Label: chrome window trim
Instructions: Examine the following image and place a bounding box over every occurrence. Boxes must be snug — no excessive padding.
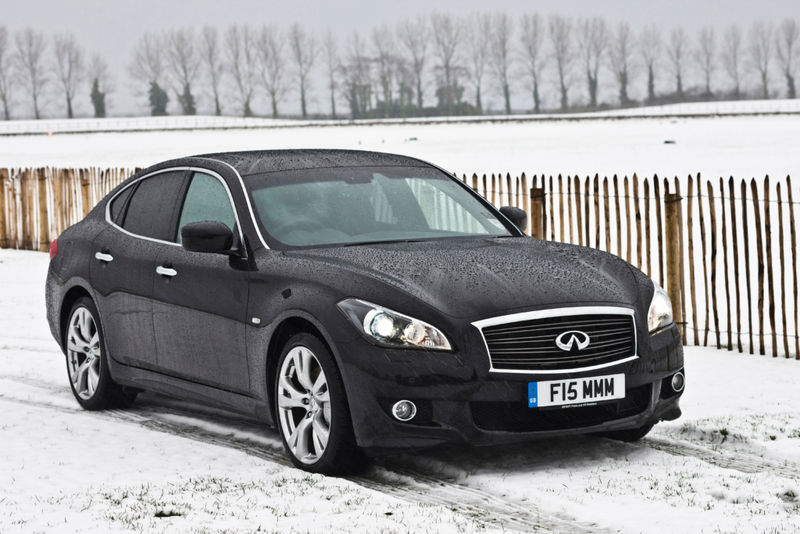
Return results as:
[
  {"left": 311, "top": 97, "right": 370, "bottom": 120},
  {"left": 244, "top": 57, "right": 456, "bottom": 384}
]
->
[
  {"left": 200, "top": 158, "right": 271, "bottom": 250},
  {"left": 104, "top": 166, "right": 247, "bottom": 255},
  {"left": 472, "top": 306, "right": 638, "bottom": 375}
]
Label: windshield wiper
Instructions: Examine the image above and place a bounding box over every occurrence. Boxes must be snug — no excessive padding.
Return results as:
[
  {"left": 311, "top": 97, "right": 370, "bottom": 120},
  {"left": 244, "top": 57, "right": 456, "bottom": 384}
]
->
[{"left": 342, "top": 239, "right": 425, "bottom": 247}]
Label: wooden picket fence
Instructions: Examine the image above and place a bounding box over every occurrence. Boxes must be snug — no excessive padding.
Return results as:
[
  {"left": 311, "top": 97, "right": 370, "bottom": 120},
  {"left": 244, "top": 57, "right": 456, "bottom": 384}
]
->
[{"left": 1, "top": 166, "right": 798, "bottom": 360}]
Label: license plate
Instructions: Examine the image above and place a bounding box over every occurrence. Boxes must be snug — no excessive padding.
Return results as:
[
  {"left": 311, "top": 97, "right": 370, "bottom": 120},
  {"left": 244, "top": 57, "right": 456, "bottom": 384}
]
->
[{"left": 528, "top": 374, "right": 625, "bottom": 408}]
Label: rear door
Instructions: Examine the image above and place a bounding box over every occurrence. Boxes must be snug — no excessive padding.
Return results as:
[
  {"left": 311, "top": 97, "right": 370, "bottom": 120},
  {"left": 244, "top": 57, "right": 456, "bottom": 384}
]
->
[
  {"left": 90, "top": 169, "right": 188, "bottom": 370},
  {"left": 151, "top": 170, "right": 252, "bottom": 394}
]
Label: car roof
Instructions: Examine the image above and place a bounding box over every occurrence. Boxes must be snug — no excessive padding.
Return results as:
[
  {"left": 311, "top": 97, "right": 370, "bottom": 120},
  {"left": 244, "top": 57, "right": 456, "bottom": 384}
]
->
[{"left": 194, "top": 149, "right": 433, "bottom": 177}]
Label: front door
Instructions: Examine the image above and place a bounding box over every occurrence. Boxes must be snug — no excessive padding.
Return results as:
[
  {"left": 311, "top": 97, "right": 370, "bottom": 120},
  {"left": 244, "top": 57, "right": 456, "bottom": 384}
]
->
[{"left": 151, "top": 170, "right": 251, "bottom": 394}]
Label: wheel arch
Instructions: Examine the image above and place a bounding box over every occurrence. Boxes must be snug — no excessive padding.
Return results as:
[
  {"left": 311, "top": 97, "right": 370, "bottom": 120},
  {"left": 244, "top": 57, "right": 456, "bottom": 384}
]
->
[
  {"left": 59, "top": 286, "right": 94, "bottom": 346},
  {"left": 265, "top": 316, "right": 336, "bottom": 422}
]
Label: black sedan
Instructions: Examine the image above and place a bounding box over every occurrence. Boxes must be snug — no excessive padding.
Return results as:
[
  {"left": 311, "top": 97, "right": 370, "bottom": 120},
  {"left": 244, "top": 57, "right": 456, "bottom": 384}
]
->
[{"left": 45, "top": 149, "right": 684, "bottom": 475}]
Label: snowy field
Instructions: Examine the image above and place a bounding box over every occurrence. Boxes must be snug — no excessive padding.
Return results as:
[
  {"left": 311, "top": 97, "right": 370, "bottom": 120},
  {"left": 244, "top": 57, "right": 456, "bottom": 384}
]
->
[
  {"left": 3, "top": 249, "right": 800, "bottom": 534},
  {"left": 0, "top": 110, "right": 799, "bottom": 182}
]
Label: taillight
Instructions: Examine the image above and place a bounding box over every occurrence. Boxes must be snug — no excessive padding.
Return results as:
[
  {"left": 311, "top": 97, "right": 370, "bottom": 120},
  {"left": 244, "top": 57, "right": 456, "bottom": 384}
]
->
[{"left": 49, "top": 238, "right": 58, "bottom": 260}]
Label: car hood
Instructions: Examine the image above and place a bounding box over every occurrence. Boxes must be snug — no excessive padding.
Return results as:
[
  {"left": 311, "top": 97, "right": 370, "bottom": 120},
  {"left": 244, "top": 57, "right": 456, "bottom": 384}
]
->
[{"left": 285, "top": 237, "right": 640, "bottom": 319}]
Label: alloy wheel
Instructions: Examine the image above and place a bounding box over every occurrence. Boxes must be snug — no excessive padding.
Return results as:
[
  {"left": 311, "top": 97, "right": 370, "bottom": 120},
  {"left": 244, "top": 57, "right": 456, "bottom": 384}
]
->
[
  {"left": 277, "top": 345, "right": 332, "bottom": 465},
  {"left": 66, "top": 306, "right": 101, "bottom": 400}
]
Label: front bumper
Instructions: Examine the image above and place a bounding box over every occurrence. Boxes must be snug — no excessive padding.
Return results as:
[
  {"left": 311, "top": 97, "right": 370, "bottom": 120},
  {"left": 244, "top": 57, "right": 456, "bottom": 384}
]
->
[{"left": 336, "top": 323, "right": 684, "bottom": 455}]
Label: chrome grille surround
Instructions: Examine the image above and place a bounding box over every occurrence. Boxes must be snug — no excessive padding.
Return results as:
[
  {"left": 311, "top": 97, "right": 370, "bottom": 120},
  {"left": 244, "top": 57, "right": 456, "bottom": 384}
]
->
[{"left": 472, "top": 306, "right": 638, "bottom": 375}]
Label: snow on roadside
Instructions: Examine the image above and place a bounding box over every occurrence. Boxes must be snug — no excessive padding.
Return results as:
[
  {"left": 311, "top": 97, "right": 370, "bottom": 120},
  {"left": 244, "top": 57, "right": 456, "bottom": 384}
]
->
[{"left": 2, "top": 248, "right": 800, "bottom": 534}]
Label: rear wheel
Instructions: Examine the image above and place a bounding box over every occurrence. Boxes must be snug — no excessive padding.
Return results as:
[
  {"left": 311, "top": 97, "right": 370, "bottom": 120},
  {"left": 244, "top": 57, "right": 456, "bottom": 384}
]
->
[
  {"left": 65, "top": 297, "right": 137, "bottom": 410},
  {"left": 275, "top": 333, "right": 366, "bottom": 475}
]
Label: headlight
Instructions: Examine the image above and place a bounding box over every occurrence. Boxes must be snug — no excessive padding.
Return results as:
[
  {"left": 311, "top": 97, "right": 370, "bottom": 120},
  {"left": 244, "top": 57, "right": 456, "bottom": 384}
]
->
[
  {"left": 337, "top": 298, "right": 452, "bottom": 351},
  {"left": 647, "top": 282, "right": 674, "bottom": 333}
]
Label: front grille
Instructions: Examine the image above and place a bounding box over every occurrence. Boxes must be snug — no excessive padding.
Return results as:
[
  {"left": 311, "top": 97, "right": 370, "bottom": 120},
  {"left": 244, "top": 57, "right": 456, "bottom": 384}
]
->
[
  {"left": 471, "top": 384, "right": 651, "bottom": 432},
  {"left": 480, "top": 313, "right": 636, "bottom": 372}
]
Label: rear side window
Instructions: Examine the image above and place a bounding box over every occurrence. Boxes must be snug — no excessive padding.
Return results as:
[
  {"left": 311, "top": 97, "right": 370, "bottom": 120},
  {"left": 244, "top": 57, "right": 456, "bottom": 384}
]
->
[
  {"left": 176, "top": 172, "right": 237, "bottom": 243},
  {"left": 109, "top": 185, "right": 134, "bottom": 225},
  {"left": 122, "top": 170, "right": 186, "bottom": 241}
]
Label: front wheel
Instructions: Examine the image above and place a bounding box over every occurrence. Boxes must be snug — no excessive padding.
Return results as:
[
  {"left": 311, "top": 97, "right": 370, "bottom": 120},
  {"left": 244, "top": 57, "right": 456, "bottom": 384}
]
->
[
  {"left": 275, "top": 333, "right": 366, "bottom": 475},
  {"left": 64, "top": 297, "right": 137, "bottom": 410}
]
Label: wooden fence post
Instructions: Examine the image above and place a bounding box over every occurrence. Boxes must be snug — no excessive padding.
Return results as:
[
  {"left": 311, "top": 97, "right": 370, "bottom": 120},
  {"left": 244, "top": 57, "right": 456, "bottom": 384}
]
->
[
  {"left": 81, "top": 169, "right": 92, "bottom": 218},
  {"left": 20, "top": 169, "right": 32, "bottom": 250},
  {"left": 786, "top": 176, "right": 799, "bottom": 360},
  {"left": 0, "top": 168, "right": 7, "bottom": 249},
  {"left": 530, "top": 185, "right": 545, "bottom": 240},
  {"left": 687, "top": 175, "right": 699, "bottom": 345},
  {"left": 37, "top": 168, "right": 50, "bottom": 252},
  {"left": 664, "top": 191, "right": 684, "bottom": 338}
]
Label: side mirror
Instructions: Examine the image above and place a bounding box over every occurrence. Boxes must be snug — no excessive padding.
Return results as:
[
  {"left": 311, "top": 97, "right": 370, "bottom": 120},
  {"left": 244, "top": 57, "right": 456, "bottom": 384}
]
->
[
  {"left": 181, "top": 221, "right": 234, "bottom": 254},
  {"left": 499, "top": 206, "right": 528, "bottom": 233}
]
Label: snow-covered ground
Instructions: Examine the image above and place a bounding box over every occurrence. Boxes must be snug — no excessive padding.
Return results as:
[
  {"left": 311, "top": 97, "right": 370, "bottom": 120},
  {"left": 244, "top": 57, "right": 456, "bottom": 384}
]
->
[
  {"left": 2, "top": 248, "right": 800, "bottom": 534},
  {"left": 1, "top": 98, "right": 798, "bottom": 137},
  {"left": 1, "top": 108, "right": 798, "bottom": 181}
]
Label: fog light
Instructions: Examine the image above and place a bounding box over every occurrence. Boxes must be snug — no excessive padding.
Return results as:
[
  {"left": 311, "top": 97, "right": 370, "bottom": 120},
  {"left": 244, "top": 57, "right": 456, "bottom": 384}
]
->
[
  {"left": 671, "top": 372, "right": 685, "bottom": 392},
  {"left": 391, "top": 400, "right": 417, "bottom": 421}
]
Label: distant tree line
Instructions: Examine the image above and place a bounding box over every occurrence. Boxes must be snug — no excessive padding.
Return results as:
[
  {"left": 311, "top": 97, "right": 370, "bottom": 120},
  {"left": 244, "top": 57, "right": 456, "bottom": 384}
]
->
[{"left": 0, "top": 13, "right": 798, "bottom": 120}]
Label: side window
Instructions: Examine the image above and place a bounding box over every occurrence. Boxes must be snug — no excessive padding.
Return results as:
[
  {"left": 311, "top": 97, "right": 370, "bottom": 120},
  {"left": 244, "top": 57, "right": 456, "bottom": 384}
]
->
[
  {"left": 122, "top": 170, "right": 186, "bottom": 241},
  {"left": 176, "top": 172, "right": 237, "bottom": 243}
]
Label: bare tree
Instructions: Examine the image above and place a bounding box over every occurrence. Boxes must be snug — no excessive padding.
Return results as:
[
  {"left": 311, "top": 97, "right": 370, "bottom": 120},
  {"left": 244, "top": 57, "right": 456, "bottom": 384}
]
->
[
  {"left": 775, "top": 18, "right": 798, "bottom": 98},
  {"left": 14, "top": 28, "right": 48, "bottom": 119},
  {"left": 289, "top": 23, "right": 318, "bottom": 119},
  {"left": 321, "top": 29, "right": 340, "bottom": 118},
  {"left": 609, "top": 22, "right": 635, "bottom": 104},
  {"left": 430, "top": 12, "right": 464, "bottom": 109},
  {"left": 53, "top": 33, "right": 85, "bottom": 118},
  {"left": 666, "top": 27, "right": 689, "bottom": 96},
  {"left": 129, "top": 31, "right": 169, "bottom": 115},
  {"left": 549, "top": 14, "right": 574, "bottom": 110},
  {"left": 225, "top": 24, "right": 257, "bottom": 117},
  {"left": 748, "top": 21, "right": 774, "bottom": 98},
  {"left": 576, "top": 17, "right": 608, "bottom": 108},
  {"left": 0, "top": 26, "right": 13, "bottom": 120},
  {"left": 342, "top": 31, "right": 372, "bottom": 118},
  {"left": 167, "top": 28, "right": 200, "bottom": 115},
  {"left": 489, "top": 12, "right": 514, "bottom": 114},
  {"left": 129, "top": 31, "right": 167, "bottom": 88},
  {"left": 464, "top": 13, "right": 490, "bottom": 112},
  {"left": 721, "top": 25, "right": 744, "bottom": 97},
  {"left": 639, "top": 25, "right": 662, "bottom": 102},
  {"left": 257, "top": 25, "right": 287, "bottom": 118},
  {"left": 694, "top": 26, "right": 716, "bottom": 95},
  {"left": 397, "top": 14, "right": 429, "bottom": 110},
  {"left": 520, "top": 13, "right": 546, "bottom": 113},
  {"left": 88, "top": 54, "right": 113, "bottom": 118},
  {"left": 372, "top": 25, "right": 397, "bottom": 116},
  {"left": 200, "top": 26, "right": 224, "bottom": 115}
]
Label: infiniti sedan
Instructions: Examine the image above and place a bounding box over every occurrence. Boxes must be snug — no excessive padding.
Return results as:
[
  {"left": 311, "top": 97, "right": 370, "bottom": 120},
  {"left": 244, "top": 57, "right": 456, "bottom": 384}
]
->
[{"left": 45, "top": 149, "right": 684, "bottom": 475}]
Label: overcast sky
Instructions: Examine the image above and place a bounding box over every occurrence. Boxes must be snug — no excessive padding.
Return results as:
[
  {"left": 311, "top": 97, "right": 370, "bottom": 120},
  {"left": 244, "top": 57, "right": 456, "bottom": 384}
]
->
[{"left": 4, "top": 0, "right": 799, "bottom": 117}]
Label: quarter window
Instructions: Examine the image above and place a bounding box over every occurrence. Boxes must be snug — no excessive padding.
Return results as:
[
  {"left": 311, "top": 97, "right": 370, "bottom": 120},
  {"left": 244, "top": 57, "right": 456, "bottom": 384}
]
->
[{"left": 176, "top": 172, "right": 237, "bottom": 243}]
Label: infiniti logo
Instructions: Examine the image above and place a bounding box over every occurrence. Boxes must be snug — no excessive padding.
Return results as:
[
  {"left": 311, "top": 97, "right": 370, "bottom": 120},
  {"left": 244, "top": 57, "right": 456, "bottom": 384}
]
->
[{"left": 555, "top": 330, "right": 590, "bottom": 351}]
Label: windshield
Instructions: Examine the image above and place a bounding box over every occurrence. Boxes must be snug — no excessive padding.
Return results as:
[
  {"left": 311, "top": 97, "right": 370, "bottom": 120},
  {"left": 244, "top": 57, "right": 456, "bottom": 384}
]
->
[{"left": 244, "top": 166, "right": 513, "bottom": 247}]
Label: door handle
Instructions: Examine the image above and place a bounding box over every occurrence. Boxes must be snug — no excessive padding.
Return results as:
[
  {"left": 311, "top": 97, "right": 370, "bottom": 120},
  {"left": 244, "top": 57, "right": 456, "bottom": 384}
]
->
[
  {"left": 95, "top": 252, "right": 114, "bottom": 262},
  {"left": 156, "top": 265, "right": 178, "bottom": 277}
]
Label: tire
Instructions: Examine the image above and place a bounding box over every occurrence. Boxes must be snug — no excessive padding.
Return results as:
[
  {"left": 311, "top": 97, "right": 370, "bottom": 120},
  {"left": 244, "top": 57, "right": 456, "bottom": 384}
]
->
[
  {"left": 275, "top": 333, "right": 367, "bottom": 475},
  {"left": 594, "top": 422, "right": 655, "bottom": 442},
  {"left": 64, "top": 297, "right": 138, "bottom": 411}
]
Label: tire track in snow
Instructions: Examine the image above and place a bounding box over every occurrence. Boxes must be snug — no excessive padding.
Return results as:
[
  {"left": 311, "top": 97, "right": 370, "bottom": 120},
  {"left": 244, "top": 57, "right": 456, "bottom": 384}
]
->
[
  {"left": 641, "top": 436, "right": 800, "bottom": 480},
  {"left": 0, "top": 375, "right": 605, "bottom": 534}
]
